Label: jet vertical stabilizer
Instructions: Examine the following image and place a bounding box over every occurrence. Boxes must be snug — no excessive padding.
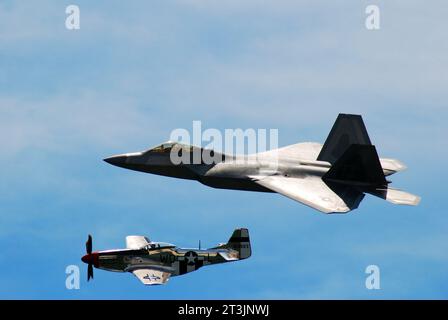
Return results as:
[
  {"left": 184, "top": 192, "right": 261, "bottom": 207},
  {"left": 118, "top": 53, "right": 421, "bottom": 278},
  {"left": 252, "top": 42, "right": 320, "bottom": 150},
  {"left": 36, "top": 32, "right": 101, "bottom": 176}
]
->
[{"left": 317, "top": 113, "right": 372, "bottom": 164}]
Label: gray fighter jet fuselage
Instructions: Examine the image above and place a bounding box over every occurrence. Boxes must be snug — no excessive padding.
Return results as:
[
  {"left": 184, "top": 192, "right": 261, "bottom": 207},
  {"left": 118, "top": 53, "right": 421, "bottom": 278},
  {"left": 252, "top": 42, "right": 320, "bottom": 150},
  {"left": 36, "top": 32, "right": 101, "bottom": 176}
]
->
[
  {"left": 105, "top": 114, "right": 420, "bottom": 213},
  {"left": 105, "top": 146, "right": 276, "bottom": 193}
]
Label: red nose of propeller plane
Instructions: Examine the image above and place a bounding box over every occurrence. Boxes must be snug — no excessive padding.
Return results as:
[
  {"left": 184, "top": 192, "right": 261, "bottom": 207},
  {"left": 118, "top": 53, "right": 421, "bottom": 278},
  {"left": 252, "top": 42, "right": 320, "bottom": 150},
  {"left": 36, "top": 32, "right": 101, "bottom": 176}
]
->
[{"left": 81, "top": 252, "right": 99, "bottom": 268}]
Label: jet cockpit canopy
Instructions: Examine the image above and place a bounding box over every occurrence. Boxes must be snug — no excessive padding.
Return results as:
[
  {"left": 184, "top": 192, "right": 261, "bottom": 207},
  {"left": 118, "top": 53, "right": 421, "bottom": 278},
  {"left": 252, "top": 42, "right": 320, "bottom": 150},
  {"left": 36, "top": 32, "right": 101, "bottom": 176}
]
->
[{"left": 145, "top": 141, "right": 193, "bottom": 154}]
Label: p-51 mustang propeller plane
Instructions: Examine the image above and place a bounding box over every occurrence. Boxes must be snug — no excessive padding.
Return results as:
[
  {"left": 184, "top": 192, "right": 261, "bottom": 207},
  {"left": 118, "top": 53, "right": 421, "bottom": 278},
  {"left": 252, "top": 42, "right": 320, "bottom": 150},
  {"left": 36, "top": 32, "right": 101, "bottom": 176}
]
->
[
  {"left": 81, "top": 228, "right": 251, "bottom": 285},
  {"left": 104, "top": 114, "right": 420, "bottom": 213}
]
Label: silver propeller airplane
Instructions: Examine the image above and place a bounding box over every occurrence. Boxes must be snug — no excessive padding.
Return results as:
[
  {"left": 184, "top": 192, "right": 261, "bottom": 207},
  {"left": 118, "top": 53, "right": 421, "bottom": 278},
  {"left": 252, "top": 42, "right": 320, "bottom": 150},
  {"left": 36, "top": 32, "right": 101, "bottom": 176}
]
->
[
  {"left": 81, "top": 228, "right": 251, "bottom": 285},
  {"left": 104, "top": 114, "right": 420, "bottom": 213}
]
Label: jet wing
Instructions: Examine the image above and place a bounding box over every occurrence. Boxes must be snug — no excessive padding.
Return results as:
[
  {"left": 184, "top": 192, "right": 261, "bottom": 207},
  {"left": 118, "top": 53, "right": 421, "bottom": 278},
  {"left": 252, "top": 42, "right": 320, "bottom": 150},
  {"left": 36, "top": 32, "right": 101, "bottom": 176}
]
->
[
  {"left": 126, "top": 236, "right": 150, "bottom": 249},
  {"left": 250, "top": 175, "right": 351, "bottom": 213},
  {"left": 132, "top": 268, "right": 171, "bottom": 285}
]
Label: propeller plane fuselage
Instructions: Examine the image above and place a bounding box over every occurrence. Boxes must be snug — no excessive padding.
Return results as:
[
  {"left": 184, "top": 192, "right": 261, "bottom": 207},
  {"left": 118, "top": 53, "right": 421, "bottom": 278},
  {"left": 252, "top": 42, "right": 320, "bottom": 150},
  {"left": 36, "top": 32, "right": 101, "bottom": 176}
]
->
[{"left": 81, "top": 228, "right": 251, "bottom": 285}]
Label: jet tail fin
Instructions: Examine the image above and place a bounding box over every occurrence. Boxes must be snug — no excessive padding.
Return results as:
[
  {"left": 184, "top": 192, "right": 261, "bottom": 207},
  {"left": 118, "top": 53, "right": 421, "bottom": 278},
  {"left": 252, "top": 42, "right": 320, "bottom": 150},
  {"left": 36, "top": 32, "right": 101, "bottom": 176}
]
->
[
  {"left": 373, "top": 187, "right": 421, "bottom": 206},
  {"left": 317, "top": 114, "right": 372, "bottom": 164},
  {"left": 324, "top": 145, "right": 421, "bottom": 206},
  {"left": 323, "top": 144, "right": 387, "bottom": 187},
  {"left": 217, "top": 228, "right": 251, "bottom": 260},
  {"left": 318, "top": 114, "right": 421, "bottom": 208}
]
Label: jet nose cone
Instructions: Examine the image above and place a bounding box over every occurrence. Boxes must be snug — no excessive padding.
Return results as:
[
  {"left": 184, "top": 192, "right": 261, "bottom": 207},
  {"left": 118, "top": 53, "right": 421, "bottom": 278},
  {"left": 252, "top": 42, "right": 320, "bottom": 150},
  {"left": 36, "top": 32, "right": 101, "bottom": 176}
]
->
[{"left": 103, "top": 154, "right": 128, "bottom": 166}]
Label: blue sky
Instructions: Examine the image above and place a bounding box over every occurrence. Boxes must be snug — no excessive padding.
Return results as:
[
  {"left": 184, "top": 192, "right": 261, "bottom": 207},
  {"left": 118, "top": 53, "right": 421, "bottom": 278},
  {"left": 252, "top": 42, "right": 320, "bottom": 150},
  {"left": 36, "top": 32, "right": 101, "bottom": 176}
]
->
[{"left": 0, "top": 1, "right": 447, "bottom": 299}]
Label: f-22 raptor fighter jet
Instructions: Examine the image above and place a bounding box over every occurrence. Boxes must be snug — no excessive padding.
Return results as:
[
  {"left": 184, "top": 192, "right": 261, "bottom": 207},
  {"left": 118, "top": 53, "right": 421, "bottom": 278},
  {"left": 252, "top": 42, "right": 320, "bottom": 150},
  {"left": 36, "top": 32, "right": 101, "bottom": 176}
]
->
[
  {"left": 81, "top": 228, "right": 251, "bottom": 285},
  {"left": 104, "top": 114, "right": 420, "bottom": 214}
]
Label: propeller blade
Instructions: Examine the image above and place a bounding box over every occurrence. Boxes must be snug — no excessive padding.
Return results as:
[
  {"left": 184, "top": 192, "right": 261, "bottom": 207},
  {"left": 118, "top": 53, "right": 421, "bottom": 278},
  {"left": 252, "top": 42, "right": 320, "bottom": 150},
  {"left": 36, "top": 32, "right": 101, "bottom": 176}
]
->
[
  {"left": 86, "top": 235, "right": 92, "bottom": 255},
  {"left": 87, "top": 263, "right": 94, "bottom": 281}
]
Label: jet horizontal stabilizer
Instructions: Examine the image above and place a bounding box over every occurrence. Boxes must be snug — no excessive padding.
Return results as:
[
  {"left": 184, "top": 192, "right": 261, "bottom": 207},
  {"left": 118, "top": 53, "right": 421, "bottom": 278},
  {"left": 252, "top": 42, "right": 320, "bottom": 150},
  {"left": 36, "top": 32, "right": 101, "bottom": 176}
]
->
[{"left": 379, "top": 187, "right": 421, "bottom": 206}]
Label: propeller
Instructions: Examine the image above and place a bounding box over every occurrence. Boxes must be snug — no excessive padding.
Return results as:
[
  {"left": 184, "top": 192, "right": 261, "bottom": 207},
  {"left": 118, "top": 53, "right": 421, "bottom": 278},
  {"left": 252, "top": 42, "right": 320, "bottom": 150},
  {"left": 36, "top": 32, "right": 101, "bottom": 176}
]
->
[
  {"left": 86, "top": 235, "right": 92, "bottom": 255},
  {"left": 82, "top": 235, "right": 94, "bottom": 281}
]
